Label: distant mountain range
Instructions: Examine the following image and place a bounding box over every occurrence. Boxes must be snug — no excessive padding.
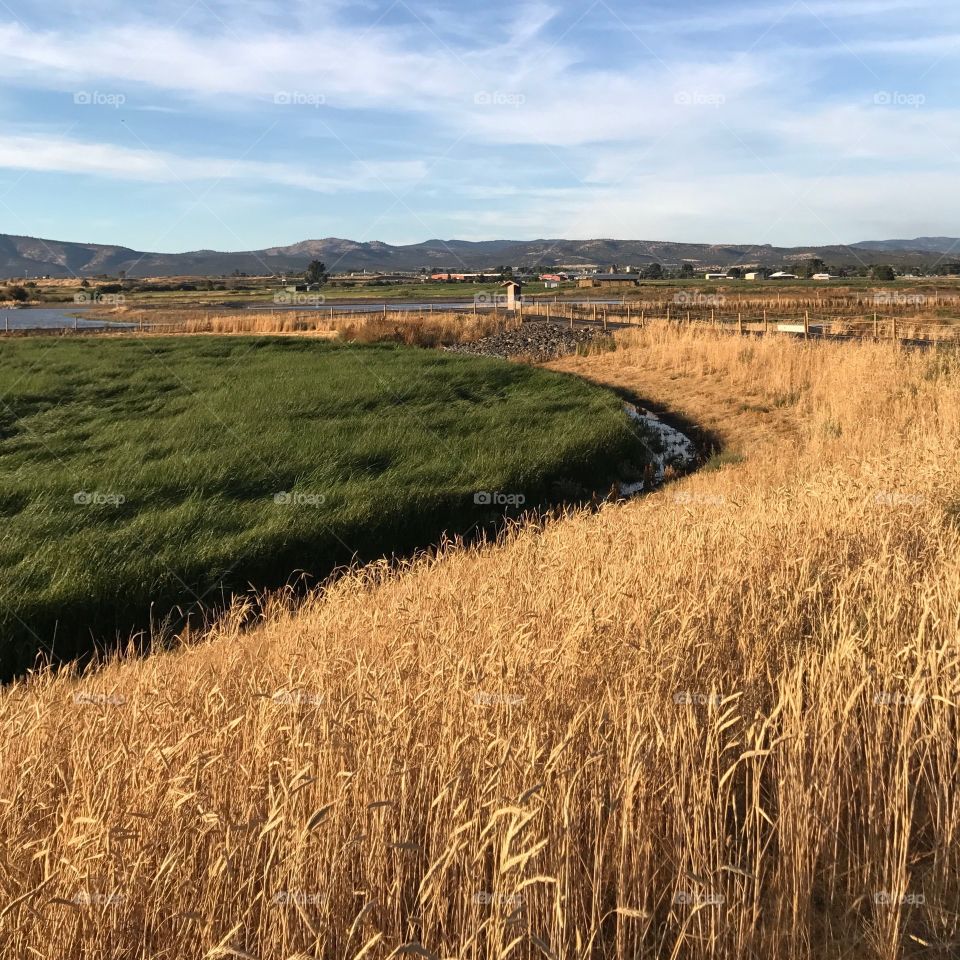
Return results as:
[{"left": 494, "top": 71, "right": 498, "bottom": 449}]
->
[
  {"left": 851, "top": 237, "right": 960, "bottom": 255},
  {"left": 2, "top": 233, "right": 959, "bottom": 278}
]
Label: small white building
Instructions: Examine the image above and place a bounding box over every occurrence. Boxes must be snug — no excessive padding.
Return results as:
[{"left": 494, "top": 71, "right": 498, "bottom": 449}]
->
[
  {"left": 705, "top": 273, "right": 726, "bottom": 280},
  {"left": 502, "top": 279, "right": 522, "bottom": 309},
  {"left": 812, "top": 273, "right": 833, "bottom": 280},
  {"left": 769, "top": 271, "right": 799, "bottom": 279},
  {"left": 744, "top": 272, "right": 762, "bottom": 280}
]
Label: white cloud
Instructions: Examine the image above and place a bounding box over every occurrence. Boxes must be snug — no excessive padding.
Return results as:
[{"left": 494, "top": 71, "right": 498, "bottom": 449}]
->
[
  {"left": 450, "top": 170, "right": 960, "bottom": 247},
  {"left": 0, "top": 21, "right": 464, "bottom": 105},
  {"left": 631, "top": 0, "right": 953, "bottom": 34},
  {"left": 774, "top": 104, "right": 960, "bottom": 161},
  {"left": 0, "top": 17, "right": 778, "bottom": 146},
  {"left": 0, "top": 0, "right": 956, "bottom": 245},
  {"left": 0, "top": 134, "right": 427, "bottom": 192}
]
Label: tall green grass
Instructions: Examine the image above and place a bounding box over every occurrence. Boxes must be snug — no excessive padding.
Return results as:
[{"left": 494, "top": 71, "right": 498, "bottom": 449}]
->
[{"left": 0, "top": 336, "right": 650, "bottom": 677}]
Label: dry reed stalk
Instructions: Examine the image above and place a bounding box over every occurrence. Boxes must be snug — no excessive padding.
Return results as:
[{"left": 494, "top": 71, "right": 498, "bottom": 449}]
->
[{"left": 1, "top": 323, "right": 958, "bottom": 958}]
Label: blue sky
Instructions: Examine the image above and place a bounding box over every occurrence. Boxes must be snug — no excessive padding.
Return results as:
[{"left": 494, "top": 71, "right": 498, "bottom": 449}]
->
[{"left": 0, "top": 0, "right": 957, "bottom": 251}]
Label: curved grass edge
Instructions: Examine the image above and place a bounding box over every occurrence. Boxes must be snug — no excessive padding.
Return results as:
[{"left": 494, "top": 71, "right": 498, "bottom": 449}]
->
[{"left": 0, "top": 338, "right": 656, "bottom": 680}]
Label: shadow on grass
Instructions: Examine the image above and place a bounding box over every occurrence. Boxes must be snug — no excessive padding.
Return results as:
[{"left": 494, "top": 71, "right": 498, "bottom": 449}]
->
[{"left": 3, "top": 450, "right": 655, "bottom": 684}]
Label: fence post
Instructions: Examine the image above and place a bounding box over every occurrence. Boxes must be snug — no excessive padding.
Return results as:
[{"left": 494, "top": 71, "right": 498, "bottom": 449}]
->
[
  {"left": 804, "top": 310, "right": 809, "bottom": 339},
  {"left": 892, "top": 315, "right": 898, "bottom": 342},
  {"left": 873, "top": 312, "right": 878, "bottom": 338},
  {"left": 738, "top": 312, "right": 742, "bottom": 335},
  {"left": 763, "top": 309, "right": 768, "bottom": 334}
]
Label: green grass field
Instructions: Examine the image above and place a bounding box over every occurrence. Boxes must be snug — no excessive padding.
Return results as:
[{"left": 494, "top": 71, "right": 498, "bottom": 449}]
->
[{"left": 0, "top": 336, "right": 651, "bottom": 677}]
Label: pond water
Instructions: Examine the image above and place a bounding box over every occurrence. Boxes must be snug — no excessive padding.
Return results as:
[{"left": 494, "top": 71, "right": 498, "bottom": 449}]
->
[
  {"left": 1, "top": 301, "right": 627, "bottom": 329},
  {"left": 0, "top": 307, "right": 134, "bottom": 330}
]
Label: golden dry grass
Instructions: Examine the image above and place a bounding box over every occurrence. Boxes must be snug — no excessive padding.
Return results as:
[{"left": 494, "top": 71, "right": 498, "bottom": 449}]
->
[
  {"left": 101, "top": 309, "right": 504, "bottom": 346},
  {"left": 1, "top": 324, "right": 959, "bottom": 959},
  {"left": 83, "top": 295, "right": 960, "bottom": 346}
]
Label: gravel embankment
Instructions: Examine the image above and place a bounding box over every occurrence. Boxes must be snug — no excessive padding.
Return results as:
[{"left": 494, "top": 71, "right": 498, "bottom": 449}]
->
[{"left": 445, "top": 319, "right": 611, "bottom": 362}]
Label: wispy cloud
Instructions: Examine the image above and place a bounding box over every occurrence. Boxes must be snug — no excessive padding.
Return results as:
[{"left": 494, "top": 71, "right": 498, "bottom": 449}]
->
[
  {"left": 0, "top": 0, "right": 955, "bottom": 248},
  {"left": 0, "top": 134, "right": 428, "bottom": 191},
  {"left": 622, "top": 0, "right": 952, "bottom": 34}
]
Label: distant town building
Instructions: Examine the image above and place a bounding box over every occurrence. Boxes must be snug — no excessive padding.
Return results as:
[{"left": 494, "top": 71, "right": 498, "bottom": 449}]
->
[
  {"left": 769, "top": 271, "right": 799, "bottom": 279},
  {"left": 430, "top": 272, "right": 487, "bottom": 281},
  {"left": 812, "top": 273, "right": 834, "bottom": 280},
  {"left": 577, "top": 273, "right": 640, "bottom": 288},
  {"left": 705, "top": 273, "right": 727, "bottom": 281}
]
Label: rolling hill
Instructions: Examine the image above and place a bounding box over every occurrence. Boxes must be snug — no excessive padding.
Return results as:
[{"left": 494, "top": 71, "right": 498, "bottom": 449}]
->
[{"left": 1, "top": 232, "right": 958, "bottom": 278}]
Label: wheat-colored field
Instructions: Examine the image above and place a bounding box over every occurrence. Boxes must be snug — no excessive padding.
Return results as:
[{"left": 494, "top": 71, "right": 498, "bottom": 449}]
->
[
  {"left": 99, "top": 308, "right": 505, "bottom": 344},
  {"left": 80, "top": 296, "right": 960, "bottom": 347},
  {"left": 1, "top": 324, "right": 958, "bottom": 959}
]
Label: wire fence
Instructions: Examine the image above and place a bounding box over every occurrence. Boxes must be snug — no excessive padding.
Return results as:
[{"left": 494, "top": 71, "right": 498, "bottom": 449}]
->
[{"left": 3, "top": 297, "right": 960, "bottom": 346}]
